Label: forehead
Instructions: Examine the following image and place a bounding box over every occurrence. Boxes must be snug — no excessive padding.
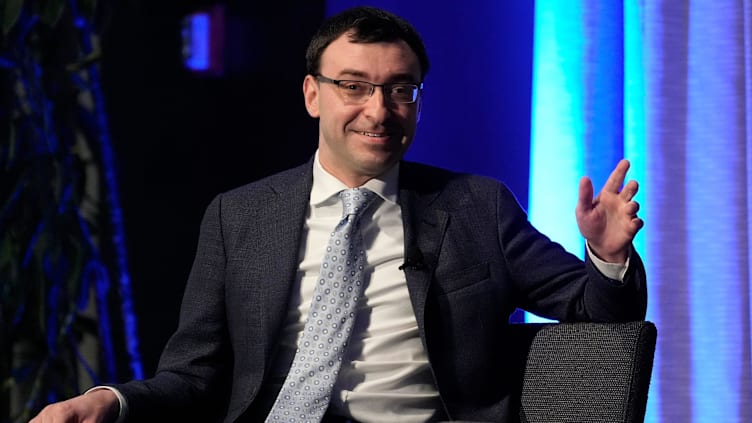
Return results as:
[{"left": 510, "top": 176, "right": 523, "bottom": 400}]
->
[{"left": 319, "top": 33, "right": 421, "bottom": 81}]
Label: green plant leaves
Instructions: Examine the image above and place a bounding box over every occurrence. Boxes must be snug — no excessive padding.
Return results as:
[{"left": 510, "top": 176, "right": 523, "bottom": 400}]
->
[
  {"left": 2, "top": 0, "right": 127, "bottom": 419},
  {"left": 2, "top": 0, "right": 24, "bottom": 36},
  {"left": 78, "top": 0, "right": 98, "bottom": 21},
  {"left": 35, "top": 0, "right": 66, "bottom": 27},
  {"left": 0, "top": 0, "right": 109, "bottom": 47},
  {"left": 2, "top": 0, "right": 74, "bottom": 36}
]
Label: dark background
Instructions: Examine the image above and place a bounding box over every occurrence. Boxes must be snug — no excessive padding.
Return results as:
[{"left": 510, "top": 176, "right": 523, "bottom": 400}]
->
[{"left": 100, "top": 0, "right": 533, "bottom": 377}]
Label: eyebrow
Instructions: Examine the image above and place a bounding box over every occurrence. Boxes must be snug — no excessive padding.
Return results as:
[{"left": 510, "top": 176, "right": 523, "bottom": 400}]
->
[{"left": 335, "top": 69, "right": 418, "bottom": 83}]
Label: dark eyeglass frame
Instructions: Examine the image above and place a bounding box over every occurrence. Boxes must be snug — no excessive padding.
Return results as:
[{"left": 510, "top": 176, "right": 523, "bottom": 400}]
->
[{"left": 315, "top": 75, "right": 423, "bottom": 104}]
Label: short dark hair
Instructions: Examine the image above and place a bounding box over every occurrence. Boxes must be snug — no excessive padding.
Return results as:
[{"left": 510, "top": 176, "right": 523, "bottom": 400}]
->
[{"left": 305, "top": 6, "right": 430, "bottom": 81}]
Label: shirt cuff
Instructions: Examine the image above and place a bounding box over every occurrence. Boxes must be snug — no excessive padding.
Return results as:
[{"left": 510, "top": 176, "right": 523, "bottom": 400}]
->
[
  {"left": 84, "top": 386, "right": 127, "bottom": 423},
  {"left": 585, "top": 242, "right": 630, "bottom": 281}
]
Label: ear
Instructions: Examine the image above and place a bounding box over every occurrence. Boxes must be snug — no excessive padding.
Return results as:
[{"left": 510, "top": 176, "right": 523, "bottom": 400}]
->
[
  {"left": 416, "top": 96, "right": 423, "bottom": 123},
  {"left": 303, "top": 75, "right": 320, "bottom": 118}
]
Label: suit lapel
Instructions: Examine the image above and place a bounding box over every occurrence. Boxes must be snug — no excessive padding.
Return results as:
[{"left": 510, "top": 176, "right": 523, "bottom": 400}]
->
[
  {"left": 254, "top": 162, "right": 313, "bottom": 360},
  {"left": 399, "top": 162, "right": 449, "bottom": 334}
]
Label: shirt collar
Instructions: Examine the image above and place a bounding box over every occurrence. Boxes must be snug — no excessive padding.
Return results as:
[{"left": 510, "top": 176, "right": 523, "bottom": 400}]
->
[{"left": 311, "top": 150, "right": 399, "bottom": 207}]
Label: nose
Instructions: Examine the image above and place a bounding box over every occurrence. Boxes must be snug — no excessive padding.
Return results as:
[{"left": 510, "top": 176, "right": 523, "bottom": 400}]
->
[{"left": 362, "top": 86, "right": 392, "bottom": 122}]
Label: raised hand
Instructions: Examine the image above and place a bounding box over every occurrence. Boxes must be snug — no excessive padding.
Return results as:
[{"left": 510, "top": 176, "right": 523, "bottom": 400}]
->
[{"left": 575, "top": 159, "right": 644, "bottom": 263}]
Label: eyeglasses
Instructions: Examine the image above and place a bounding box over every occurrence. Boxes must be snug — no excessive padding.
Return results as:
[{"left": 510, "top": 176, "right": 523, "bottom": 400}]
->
[{"left": 315, "top": 75, "right": 423, "bottom": 104}]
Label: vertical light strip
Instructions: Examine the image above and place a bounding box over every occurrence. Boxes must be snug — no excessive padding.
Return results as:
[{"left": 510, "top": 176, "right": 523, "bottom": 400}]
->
[
  {"left": 529, "top": 1, "right": 627, "bottom": 323},
  {"left": 527, "top": 1, "right": 586, "bottom": 323},
  {"left": 745, "top": 4, "right": 752, "bottom": 419},
  {"left": 582, "top": 3, "right": 625, "bottom": 187},
  {"left": 623, "top": 2, "right": 659, "bottom": 421},
  {"left": 746, "top": 4, "right": 752, "bottom": 416},
  {"left": 529, "top": 1, "right": 585, "bottom": 258},
  {"left": 686, "top": 2, "right": 746, "bottom": 421},
  {"left": 623, "top": 1, "right": 647, "bottom": 311}
]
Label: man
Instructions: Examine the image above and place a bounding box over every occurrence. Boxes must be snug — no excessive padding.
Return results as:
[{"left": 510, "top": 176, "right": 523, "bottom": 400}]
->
[{"left": 32, "top": 6, "right": 646, "bottom": 423}]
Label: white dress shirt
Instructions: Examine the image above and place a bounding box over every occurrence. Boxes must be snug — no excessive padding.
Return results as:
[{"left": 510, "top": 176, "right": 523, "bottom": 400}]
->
[{"left": 270, "top": 152, "right": 444, "bottom": 422}]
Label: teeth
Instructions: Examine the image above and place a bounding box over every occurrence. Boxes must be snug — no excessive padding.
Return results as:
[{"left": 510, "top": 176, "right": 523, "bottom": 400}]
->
[{"left": 360, "top": 131, "right": 385, "bottom": 137}]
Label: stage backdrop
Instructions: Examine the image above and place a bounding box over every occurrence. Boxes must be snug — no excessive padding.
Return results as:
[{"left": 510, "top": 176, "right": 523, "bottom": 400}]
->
[
  {"left": 326, "top": 1, "right": 752, "bottom": 422},
  {"left": 103, "top": 1, "right": 752, "bottom": 421}
]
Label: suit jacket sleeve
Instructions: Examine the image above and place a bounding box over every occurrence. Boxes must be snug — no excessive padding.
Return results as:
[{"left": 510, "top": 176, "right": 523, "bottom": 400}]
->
[
  {"left": 113, "top": 194, "right": 232, "bottom": 422},
  {"left": 493, "top": 180, "right": 647, "bottom": 322}
]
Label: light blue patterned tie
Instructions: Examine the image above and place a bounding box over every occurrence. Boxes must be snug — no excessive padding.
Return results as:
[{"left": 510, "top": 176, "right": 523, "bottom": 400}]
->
[{"left": 266, "top": 188, "right": 378, "bottom": 423}]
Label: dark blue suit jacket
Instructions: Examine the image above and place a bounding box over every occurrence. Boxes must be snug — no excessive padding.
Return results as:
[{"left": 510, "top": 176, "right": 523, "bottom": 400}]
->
[{"left": 115, "top": 159, "right": 647, "bottom": 422}]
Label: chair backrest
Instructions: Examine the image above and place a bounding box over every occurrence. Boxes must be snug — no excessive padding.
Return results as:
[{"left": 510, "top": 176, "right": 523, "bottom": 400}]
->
[{"left": 509, "top": 321, "right": 656, "bottom": 423}]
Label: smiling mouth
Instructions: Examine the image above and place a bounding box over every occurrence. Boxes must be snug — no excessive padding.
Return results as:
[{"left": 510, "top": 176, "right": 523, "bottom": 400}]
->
[{"left": 356, "top": 131, "right": 389, "bottom": 138}]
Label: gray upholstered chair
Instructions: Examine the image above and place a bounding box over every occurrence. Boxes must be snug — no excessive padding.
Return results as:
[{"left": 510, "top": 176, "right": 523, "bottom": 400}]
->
[{"left": 509, "top": 321, "right": 657, "bottom": 423}]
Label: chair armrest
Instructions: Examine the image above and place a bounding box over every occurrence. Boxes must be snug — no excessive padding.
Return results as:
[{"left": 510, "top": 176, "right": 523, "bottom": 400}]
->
[{"left": 512, "top": 321, "right": 656, "bottom": 423}]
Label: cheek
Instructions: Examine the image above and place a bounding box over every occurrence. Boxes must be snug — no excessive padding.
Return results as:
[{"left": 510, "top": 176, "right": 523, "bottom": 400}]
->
[
  {"left": 333, "top": 109, "right": 362, "bottom": 131},
  {"left": 320, "top": 110, "right": 353, "bottom": 139},
  {"left": 398, "top": 110, "right": 419, "bottom": 134}
]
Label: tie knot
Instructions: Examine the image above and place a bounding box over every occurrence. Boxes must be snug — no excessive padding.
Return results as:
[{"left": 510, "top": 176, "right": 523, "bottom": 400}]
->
[{"left": 339, "top": 188, "right": 377, "bottom": 218}]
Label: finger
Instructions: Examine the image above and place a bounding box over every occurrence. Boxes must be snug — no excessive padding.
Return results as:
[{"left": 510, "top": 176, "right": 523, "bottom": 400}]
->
[
  {"left": 624, "top": 200, "right": 640, "bottom": 217},
  {"left": 603, "top": 159, "right": 630, "bottom": 193},
  {"left": 577, "top": 176, "right": 595, "bottom": 213},
  {"left": 629, "top": 217, "right": 645, "bottom": 233},
  {"left": 620, "top": 180, "right": 639, "bottom": 201}
]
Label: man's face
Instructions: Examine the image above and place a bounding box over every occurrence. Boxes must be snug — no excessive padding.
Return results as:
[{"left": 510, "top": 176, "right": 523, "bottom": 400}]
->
[{"left": 303, "top": 33, "right": 422, "bottom": 187}]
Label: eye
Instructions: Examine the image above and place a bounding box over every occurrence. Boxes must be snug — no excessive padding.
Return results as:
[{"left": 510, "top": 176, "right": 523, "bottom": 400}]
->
[
  {"left": 390, "top": 84, "right": 415, "bottom": 101},
  {"left": 340, "top": 81, "right": 369, "bottom": 93},
  {"left": 391, "top": 85, "right": 409, "bottom": 94}
]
